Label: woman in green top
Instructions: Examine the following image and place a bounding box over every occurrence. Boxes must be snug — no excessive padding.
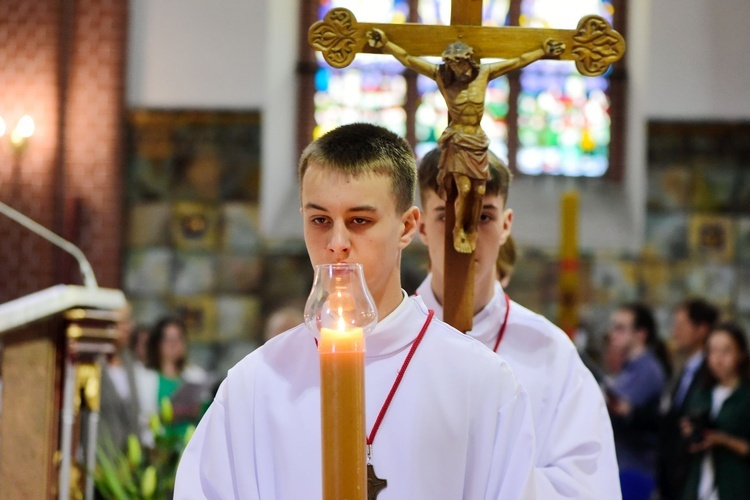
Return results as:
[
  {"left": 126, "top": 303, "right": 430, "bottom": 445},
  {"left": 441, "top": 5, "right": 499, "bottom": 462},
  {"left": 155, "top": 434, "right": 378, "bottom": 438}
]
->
[
  {"left": 147, "top": 317, "right": 201, "bottom": 437},
  {"left": 681, "top": 322, "right": 750, "bottom": 500}
]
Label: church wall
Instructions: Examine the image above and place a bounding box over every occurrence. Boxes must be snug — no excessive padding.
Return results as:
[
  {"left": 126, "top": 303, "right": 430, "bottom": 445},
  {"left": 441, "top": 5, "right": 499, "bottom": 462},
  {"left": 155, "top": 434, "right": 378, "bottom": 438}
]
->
[
  {"left": 647, "top": 0, "right": 750, "bottom": 119},
  {"left": 0, "top": 0, "right": 127, "bottom": 302},
  {"left": 125, "top": 0, "right": 267, "bottom": 109},
  {"left": 0, "top": 1, "right": 60, "bottom": 302},
  {"left": 63, "top": 0, "right": 129, "bottom": 290}
]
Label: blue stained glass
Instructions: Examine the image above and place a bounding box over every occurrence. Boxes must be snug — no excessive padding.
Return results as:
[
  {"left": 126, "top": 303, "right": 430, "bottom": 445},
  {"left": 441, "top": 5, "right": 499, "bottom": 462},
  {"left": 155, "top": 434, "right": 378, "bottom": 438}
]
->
[{"left": 315, "top": 69, "right": 330, "bottom": 92}]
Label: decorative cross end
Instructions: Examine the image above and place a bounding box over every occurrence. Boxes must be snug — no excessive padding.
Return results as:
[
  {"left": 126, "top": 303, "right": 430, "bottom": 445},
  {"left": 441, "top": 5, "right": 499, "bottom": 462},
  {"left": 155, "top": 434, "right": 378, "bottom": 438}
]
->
[
  {"left": 309, "top": 8, "right": 362, "bottom": 69},
  {"left": 571, "top": 15, "right": 626, "bottom": 76}
]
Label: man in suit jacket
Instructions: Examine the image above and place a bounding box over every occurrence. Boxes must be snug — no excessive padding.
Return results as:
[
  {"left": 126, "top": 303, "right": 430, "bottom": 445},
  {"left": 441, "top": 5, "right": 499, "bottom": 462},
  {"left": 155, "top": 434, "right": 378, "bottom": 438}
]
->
[{"left": 657, "top": 298, "right": 719, "bottom": 500}]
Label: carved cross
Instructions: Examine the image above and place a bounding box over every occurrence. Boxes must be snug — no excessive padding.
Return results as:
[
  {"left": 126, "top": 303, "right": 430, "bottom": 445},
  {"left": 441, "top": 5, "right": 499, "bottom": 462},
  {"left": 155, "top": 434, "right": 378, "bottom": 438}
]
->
[{"left": 309, "top": 2, "right": 624, "bottom": 332}]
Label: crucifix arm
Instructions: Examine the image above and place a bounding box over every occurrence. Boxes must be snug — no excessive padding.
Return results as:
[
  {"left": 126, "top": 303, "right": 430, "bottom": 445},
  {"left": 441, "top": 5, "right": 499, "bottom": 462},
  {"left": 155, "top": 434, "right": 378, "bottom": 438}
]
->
[
  {"left": 367, "top": 29, "right": 437, "bottom": 79},
  {"left": 487, "top": 38, "right": 565, "bottom": 80}
]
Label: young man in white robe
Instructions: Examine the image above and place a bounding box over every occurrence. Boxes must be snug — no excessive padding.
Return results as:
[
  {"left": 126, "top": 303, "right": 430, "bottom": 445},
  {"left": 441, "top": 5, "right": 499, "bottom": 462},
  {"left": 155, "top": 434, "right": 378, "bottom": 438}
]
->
[
  {"left": 415, "top": 148, "right": 621, "bottom": 499},
  {"left": 175, "top": 124, "right": 538, "bottom": 500}
]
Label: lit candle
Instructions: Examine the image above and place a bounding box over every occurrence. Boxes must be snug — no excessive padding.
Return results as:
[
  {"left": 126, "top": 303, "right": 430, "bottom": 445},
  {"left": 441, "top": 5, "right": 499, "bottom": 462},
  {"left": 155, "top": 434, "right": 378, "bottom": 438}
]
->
[
  {"left": 319, "top": 316, "right": 364, "bottom": 353},
  {"left": 306, "top": 264, "right": 373, "bottom": 500},
  {"left": 319, "top": 315, "right": 366, "bottom": 500}
]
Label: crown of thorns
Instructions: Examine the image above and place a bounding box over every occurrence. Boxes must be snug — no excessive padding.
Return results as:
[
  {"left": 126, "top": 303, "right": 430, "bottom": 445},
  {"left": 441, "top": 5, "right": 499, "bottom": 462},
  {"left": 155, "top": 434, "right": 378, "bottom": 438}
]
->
[{"left": 442, "top": 42, "right": 474, "bottom": 60}]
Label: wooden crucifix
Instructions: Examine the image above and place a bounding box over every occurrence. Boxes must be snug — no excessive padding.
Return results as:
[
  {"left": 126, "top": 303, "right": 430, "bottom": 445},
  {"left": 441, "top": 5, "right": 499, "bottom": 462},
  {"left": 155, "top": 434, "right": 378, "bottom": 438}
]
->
[{"left": 309, "top": 2, "right": 624, "bottom": 333}]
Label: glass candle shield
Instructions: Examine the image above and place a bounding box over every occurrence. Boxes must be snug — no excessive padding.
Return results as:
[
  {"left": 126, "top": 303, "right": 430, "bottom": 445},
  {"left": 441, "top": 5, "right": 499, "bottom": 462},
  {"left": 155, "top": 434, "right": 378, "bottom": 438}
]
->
[
  {"left": 304, "top": 263, "right": 377, "bottom": 353},
  {"left": 307, "top": 263, "right": 374, "bottom": 499}
]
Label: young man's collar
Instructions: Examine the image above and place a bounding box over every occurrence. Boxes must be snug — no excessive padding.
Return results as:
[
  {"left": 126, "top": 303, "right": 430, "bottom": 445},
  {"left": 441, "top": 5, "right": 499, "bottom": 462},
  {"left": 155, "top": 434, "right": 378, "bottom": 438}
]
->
[{"left": 376, "top": 290, "right": 409, "bottom": 329}]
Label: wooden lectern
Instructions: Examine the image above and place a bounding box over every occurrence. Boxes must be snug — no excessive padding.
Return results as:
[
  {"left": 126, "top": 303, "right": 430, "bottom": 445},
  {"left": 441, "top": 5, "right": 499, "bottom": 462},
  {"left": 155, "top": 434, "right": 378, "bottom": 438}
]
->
[{"left": 0, "top": 285, "right": 125, "bottom": 499}]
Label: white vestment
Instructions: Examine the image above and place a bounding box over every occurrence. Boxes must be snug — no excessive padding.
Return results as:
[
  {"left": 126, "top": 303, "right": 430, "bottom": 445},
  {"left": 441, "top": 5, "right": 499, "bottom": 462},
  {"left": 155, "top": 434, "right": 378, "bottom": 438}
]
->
[
  {"left": 175, "top": 294, "right": 537, "bottom": 500},
  {"left": 418, "top": 276, "right": 621, "bottom": 499}
]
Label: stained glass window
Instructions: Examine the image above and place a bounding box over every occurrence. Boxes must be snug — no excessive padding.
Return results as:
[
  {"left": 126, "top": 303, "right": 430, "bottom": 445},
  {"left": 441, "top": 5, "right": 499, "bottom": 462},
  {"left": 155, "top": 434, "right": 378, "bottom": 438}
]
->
[
  {"left": 516, "top": 0, "right": 614, "bottom": 176},
  {"left": 314, "top": 0, "right": 410, "bottom": 139},
  {"left": 310, "top": 0, "right": 623, "bottom": 177}
]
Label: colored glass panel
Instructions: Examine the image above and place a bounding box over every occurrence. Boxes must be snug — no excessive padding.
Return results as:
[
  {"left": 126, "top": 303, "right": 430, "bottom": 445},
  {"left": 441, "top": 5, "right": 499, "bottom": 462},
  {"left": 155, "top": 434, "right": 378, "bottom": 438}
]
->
[
  {"left": 517, "top": 0, "right": 614, "bottom": 176},
  {"left": 314, "top": 0, "right": 409, "bottom": 138}
]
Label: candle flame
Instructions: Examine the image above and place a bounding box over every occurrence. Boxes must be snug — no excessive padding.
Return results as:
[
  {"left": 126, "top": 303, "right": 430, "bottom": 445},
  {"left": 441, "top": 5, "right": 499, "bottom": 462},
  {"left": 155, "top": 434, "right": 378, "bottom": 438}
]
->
[{"left": 337, "top": 315, "right": 346, "bottom": 333}]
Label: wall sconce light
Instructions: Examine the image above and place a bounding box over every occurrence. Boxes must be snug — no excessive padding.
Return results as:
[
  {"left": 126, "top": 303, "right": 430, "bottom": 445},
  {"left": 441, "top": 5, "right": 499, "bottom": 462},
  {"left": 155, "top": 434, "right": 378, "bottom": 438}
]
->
[
  {"left": 0, "top": 114, "right": 35, "bottom": 153},
  {"left": 9, "top": 115, "right": 35, "bottom": 152}
]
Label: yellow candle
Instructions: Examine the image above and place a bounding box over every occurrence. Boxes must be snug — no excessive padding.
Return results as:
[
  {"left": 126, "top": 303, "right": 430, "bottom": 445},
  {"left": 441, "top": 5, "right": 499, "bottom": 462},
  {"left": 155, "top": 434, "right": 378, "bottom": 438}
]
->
[
  {"left": 558, "top": 190, "right": 580, "bottom": 339},
  {"left": 560, "top": 190, "right": 579, "bottom": 260},
  {"left": 319, "top": 319, "right": 366, "bottom": 500},
  {"left": 319, "top": 320, "right": 364, "bottom": 353}
]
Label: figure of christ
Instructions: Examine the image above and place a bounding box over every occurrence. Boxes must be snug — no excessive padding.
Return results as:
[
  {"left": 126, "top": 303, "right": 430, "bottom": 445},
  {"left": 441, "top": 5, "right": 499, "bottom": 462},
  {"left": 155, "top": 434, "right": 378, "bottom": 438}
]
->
[{"left": 368, "top": 29, "right": 564, "bottom": 253}]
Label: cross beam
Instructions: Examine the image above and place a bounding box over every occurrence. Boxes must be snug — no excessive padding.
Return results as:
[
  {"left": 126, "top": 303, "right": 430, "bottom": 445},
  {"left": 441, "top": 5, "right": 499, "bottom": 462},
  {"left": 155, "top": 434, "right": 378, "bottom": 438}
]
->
[{"left": 310, "top": 9, "right": 625, "bottom": 77}]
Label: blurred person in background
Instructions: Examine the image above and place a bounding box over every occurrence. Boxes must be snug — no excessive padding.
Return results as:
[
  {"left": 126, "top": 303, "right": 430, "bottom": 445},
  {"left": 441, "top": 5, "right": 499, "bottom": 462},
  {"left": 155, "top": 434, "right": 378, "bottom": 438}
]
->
[
  {"left": 263, "top": 305, "right": 304, "bottom": 343},
  {"left": 607, "top": 302, "right": 670, "bottom": 499},
  {"left": 680, "top": 322, "right": 750, "bottom": 500},
  {"left": 658, "top": 298, "right": 720, "bottom": 500},
  {"left": 99, "top": 303, "right": 158, "bottom": 451},
  {"left": 128, "top": 323, "right": 151, "bottom": 365},
  {"left": 146, "top": 317, "right": 208, "bottom": 436},
  {"left": 210, "top": 305, "right": 306, "bottom": 399}
]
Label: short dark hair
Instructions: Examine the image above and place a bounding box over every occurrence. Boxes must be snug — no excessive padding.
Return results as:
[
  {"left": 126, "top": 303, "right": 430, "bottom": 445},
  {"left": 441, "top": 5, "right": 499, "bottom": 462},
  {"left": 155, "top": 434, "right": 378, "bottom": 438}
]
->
[
  {"left": 621, "top": 303, "right": 658, "bottom": 343},
  {"left": 298, "top": 123, "right": 416, "bottom": 213},
  {"left": 679, "top": 298, "right": 720, "bottom": 330},
  {"left": 418, "top": 148, "right": 512, "bottom": 207},
  {"left": 620, "top": 302, "right": 672, "bottom": 377}
]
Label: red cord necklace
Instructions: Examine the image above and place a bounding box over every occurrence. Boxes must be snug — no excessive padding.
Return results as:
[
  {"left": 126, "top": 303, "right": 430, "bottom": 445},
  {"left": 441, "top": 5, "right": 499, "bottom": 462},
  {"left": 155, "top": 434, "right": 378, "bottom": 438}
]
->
[
  {"left": 492, "top": 293, "right": 511, "bottom": 353},
  {"left": 366, "top": 309, "right": 434, "bottom": 499}
]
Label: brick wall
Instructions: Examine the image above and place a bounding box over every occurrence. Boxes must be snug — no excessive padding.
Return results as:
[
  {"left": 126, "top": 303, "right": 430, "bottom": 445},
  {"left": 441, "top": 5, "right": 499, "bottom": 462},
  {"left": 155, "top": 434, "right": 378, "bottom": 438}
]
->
[{"left": 0, "top": 0, "right": 127, "bottom": 302}]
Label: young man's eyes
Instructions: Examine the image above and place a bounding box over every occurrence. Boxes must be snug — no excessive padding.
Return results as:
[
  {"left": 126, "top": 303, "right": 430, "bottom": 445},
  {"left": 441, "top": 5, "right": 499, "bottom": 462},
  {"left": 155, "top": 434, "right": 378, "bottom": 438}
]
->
[
  {"left": 309, "top": 216, "right": 330, "bottom": 226},
  {"left": 307, "top": 216, "right": 373, "bottom": 227},
  {"left": 430, "top": 209, "right": 446, "bottom": 222},
  {"left": 431, "top": 211, "right": 492, "bottom": 223}
]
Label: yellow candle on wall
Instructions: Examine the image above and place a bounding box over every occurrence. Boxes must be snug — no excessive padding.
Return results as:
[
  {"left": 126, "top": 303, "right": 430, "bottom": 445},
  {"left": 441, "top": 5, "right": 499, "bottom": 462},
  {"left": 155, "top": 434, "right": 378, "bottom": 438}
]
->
[
  {"left": 558, "top": 190, "right": 580, "bottom": 339},
  {"left": 560, "top": 190, "right": 579, "bottom": 260}
]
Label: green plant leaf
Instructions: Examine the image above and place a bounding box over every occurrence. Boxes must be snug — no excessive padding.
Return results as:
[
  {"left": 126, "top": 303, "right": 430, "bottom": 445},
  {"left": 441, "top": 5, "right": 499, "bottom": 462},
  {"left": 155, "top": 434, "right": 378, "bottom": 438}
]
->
[{"left": 95, "top": 448, "right": 131, "bottom": 500}]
